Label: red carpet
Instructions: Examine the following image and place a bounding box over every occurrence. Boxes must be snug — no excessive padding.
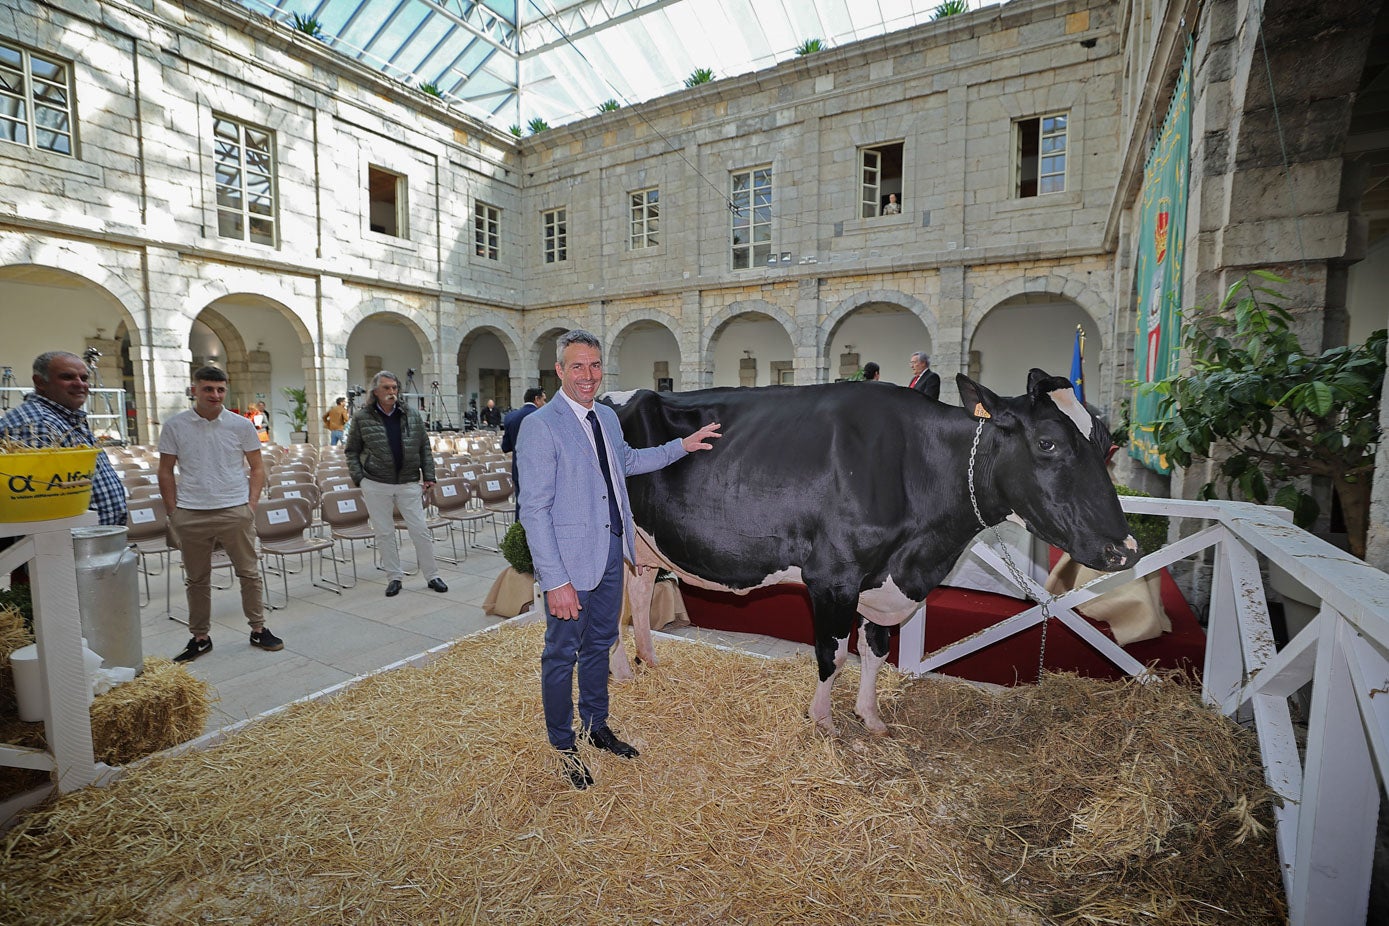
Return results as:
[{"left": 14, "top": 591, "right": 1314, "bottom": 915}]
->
[{"left": 680, "top": 568, "right": 1205, "bottom": 687}]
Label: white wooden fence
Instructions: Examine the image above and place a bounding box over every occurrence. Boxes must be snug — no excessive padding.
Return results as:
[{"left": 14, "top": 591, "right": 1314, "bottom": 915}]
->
[{"left": 899, "top": 496, "right": 1386, "bottom": 926}]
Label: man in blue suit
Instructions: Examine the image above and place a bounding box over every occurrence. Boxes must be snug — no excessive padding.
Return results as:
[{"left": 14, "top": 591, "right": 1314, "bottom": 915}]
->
[
  {"left": 500, "top": 387, "right": 545, "bottom": 496},
  {"left": 517, "top": 329, "right": 722, "bottom": 789}
]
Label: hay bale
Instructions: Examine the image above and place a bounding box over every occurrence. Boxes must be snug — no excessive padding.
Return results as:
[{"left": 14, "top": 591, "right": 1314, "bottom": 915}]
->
[
  {"left": 0, "top": 605, "right": 33, "bottom": 716},
  {"left": 0, "top": 655, "right": 213, "bottom": 804},
  {"left": 0, "top": 623, "right": 1283, "bottom": 925},
  {"left": 89, "top": 658, "right": 214, "bottom": 766}
]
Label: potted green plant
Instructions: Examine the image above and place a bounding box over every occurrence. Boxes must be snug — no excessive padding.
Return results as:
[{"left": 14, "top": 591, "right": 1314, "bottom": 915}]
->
[
  {"left": 279, "top": 386, "right": 310, "bottom": 443},
  {"left": 486, "top": 521, "right": 537, "bottom": 618}
]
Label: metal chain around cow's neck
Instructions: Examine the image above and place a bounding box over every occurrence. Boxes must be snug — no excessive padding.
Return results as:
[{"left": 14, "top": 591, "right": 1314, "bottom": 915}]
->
[{"left": 966, "top": 417, "right": 1052, "bottom": 683}]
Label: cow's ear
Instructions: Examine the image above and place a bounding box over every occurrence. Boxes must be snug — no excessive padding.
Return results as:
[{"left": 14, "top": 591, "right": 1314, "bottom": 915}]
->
[
  {"left": 956, "top": 374, "right": 1014, "bottom": 425},
  {"left": 1026, "top": 368, "right": 1074, "bottom": 399}
]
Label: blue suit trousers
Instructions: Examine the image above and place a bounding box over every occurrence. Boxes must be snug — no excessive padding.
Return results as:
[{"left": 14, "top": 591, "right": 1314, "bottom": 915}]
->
[{"left": 541, "top": 531, "right": 623, "bottom": 749}]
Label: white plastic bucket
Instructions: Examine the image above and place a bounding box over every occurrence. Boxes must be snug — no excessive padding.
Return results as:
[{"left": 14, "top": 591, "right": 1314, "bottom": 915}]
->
[{"left": 10, "top": 638, "right": 104, "bottom": 723}]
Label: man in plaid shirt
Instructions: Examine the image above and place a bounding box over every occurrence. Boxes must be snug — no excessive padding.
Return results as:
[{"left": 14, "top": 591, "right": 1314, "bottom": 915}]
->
[{"left": 1, "top": 351, "right": 125, "bottom": 526}]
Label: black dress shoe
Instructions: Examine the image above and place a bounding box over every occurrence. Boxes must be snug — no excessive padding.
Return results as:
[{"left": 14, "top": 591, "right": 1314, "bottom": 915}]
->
[
  {"left": 584, "top": 726, "right": 639, "bottom": 759},
  {"left": 385, "top": 580, "right": 403, "bottom": 597},
  {"left": 427, "top": 578, "right": 448, "bottom": 593},
  {"left": 560, "top": 748, "right": 593, "bottom": 790}
]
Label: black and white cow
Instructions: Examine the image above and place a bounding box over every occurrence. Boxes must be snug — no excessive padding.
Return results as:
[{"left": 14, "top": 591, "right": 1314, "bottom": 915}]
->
[{"left": 606, "top": 370, "right": 1137, "bottom": 735}]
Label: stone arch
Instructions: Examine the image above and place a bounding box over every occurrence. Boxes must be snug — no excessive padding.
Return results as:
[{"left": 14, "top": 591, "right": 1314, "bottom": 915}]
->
[
  {"left": 608, "top": 308, "right": 687, "bottom": 359},
  {"left": 343, "top": 294, "right": 436, "bottom": 371},
  {"left": 457, "top": 322, "right": 522, "bottom": 373},
  {"left": 609, "top": 311, "right": 683, "bottom": 390},
  {"left": 193, "top": 305, "right": 251, "bottom": 370},
  {"left": 964, "top": 273, "right": 1110, "bottom": 349},
  {"left": 458, "top": 324, "right": 522, "bottom": 394},
  {"left": 821, "top": 289, "right": 937, "bottom": 360},
  {"left": 191, "top": 291, "right": 320, "bottom": 439},
  {"left": 0, "top": 251, "right": 145, "bottom": 349},
  {"left": 701, "top": 299, "right": 799, "bottom": 372},
  {"left": 187, "top": 276, "right": 317, "bottom": 350}
]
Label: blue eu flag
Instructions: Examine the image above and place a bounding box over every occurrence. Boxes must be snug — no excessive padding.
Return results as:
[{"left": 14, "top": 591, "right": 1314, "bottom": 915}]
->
[{"left": 1070, "top": 326, "right": 1085, "bottom": 404}]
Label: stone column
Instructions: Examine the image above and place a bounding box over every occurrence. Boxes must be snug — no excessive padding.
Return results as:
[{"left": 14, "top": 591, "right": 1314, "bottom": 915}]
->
[{"left": 935, "top": 265, "right": 966, "bottom": 405}]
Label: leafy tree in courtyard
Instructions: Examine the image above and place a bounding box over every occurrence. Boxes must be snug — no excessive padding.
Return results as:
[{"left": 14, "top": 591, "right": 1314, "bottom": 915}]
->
[{"left": 1140, "top": 272, "right": 1386, "bottom": 559}]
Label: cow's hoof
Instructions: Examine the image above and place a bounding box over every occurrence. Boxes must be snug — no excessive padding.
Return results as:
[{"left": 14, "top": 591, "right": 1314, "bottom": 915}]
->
[
  {"left": 610, "top": 664, "right": 635, "bottom": 683},
  {"left": 856, "top": 715, "right": 892, "bottom": 737}
]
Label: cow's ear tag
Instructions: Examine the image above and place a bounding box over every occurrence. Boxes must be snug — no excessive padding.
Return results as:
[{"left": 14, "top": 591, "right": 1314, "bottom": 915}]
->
[{"left": 972, "top": 402, "right": 991, "bottom": 420}]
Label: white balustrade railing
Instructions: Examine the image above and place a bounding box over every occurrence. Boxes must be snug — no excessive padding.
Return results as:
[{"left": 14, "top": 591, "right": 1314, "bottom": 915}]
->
[{"left": 899, "top": 496, "right": 1386, "bottom": 926}]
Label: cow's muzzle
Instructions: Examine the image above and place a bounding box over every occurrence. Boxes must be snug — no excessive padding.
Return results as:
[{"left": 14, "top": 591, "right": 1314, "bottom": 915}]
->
[{"left": 1102, "top": 536, "right": 1139, "bottom": 570}]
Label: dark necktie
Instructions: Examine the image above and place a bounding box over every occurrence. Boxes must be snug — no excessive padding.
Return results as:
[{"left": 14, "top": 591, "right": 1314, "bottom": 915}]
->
[{"left": 586, "top": 409, "right": 623, "bottom": 537}]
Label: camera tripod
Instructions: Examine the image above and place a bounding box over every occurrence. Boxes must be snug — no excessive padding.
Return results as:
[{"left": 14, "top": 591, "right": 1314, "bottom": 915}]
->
[
  {"left": 404, "top": 368, "right": 427, "bottom": 417},
  {"left": 1, "top": 365, "right": 14, "bottom": 411},
  {"left": 426, "top": 381, "right": 454, "bottom": 431}
]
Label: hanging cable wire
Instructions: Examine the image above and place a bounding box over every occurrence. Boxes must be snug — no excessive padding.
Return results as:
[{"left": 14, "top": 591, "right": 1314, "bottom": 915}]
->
[{"left": 1253, "top": 0, "right": 1309, "bottom": 272}]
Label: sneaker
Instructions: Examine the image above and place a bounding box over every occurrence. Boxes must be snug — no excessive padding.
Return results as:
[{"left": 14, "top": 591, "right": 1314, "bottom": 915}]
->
[
  {"left": 174, "top": 636, "right": 212, "bottom": 662},
  {"left": 250, "top": 627, "right": 284, "bottom": 652}
]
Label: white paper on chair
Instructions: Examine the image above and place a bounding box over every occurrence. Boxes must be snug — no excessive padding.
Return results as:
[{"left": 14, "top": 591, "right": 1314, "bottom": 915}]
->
[
  {"left": 337, "top": 499, "right": 357, "bottom": 513},
  {"left": 267, "top": 508, "right": 290, "bottom": 524},
  {"left": 285, "top": 490, "right": 302, "bottom": 498},
  {"left": 129, "top": 508, "right": 155, "bottom": 524},
  {"left": 332, "top": 484, "right": 347, "bottom": 491},
  {"left": 485, "top": 480, "right": 500, "bottom": 491},
  {"left": 442, "top": 484, "right": 458, "bottom": 496}
]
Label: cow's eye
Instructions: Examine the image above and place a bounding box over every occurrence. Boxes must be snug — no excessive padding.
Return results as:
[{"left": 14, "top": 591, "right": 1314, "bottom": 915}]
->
[{"left": 1038, "top": 438, "right": 1057, "bottom": 453}]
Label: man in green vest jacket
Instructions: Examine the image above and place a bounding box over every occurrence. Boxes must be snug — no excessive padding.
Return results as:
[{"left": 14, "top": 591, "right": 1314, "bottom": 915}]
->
[{"left": 345, "top": 370, "right": 448, "bottom": 597}]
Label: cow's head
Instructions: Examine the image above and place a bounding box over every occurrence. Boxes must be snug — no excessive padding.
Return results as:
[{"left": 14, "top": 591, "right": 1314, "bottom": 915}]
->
[{"left": 957, "top": 369, "right": 1137, "bottom": 572}]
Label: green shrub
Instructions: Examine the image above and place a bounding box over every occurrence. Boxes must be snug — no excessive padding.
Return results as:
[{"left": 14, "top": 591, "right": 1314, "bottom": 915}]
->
[
  {"left": 500, "top": 520, "right": 533, "bottom": 575},
  {"left": 1114, "top": 485, "right": 1167, "bottom": 555}
]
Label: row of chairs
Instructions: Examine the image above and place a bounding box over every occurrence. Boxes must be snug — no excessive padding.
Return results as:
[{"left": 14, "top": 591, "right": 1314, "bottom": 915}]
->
[{"left": 125, "top": 470, "right": 518, "bottom": 616}]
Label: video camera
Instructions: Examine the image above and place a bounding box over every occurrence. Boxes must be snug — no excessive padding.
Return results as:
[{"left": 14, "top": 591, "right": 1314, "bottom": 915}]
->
[
  {"left": 407, "top": 368, "right": 417, "bottom": 378},
  {"left": 348, "top": 385, "right": 366, "bottom": 398},
  {"left": 83, "top": 347, "right": 102, "bottom": 363}
]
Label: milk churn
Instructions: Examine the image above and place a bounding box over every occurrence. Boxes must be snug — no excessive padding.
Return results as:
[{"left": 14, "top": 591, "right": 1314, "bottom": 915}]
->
[{"left": 72, "top": 525, "right": 143, "bottom": 674}]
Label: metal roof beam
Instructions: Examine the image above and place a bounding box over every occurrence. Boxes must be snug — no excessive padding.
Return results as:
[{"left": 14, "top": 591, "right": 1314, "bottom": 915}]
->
[{"left": 520, "top": 0, "right": 686, "bottom": 55}]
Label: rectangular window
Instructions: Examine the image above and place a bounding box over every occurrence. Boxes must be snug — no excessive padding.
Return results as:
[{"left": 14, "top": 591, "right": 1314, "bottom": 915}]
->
[
  {"left": 629, "top": 188, "right": 659, "bottom": 249},
  {"left": 0, "top": 41, "right": 74, "bottom": 156},
  {"left": 860, "top": 141, "right": 904, "bottom": 218},
  {"left": 368, "top": 165, "right": 407, "bottom": 237},
  {"left": 213, "top": 116, "right": 277, "bottom": 246},
  {"left": 730, "top": 166, "right": 772, "bottom": 270},
  {"left": 543, "top": 207, "right": 567, "bottom": 263},
  {"left": 474, "top": 202, "right": 499, "bottom": 260},
  {"left": 1016, "top": 113, "right": 1067, "bottom": 197}
]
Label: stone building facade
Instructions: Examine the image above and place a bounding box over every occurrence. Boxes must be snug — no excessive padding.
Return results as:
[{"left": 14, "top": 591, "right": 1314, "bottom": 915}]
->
[{"left": 2, "top": 0, "right": 1386, "bottom": 564}]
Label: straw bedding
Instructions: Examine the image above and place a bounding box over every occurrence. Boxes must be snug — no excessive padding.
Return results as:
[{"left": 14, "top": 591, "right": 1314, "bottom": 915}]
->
[{"left": 0, "top": 621, "right": 1283, "bottom": 925}]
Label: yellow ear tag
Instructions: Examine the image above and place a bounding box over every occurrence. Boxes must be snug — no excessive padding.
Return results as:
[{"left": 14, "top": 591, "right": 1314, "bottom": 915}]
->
[{"left": 973, "top": 403, "right": 991, "bottom": 420}]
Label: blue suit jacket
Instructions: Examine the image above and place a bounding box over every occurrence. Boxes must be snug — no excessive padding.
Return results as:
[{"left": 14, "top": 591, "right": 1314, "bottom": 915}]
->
[
  {"left": 500, "top": 402, "right": 538, "bottom": 455},
  {"left": 517, "top": 397, "right": 685, "bottom": 593}
]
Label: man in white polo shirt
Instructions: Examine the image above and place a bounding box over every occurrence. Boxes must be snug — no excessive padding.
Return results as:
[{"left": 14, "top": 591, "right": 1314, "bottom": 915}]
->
[{"left": 158, "top": 366, "right": 284, "bottom": 661}]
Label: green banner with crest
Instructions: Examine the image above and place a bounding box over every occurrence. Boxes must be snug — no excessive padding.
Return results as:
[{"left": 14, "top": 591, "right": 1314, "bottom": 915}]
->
[{"left": 1129, "top": 42, "right": 1193, "bottom": 474}]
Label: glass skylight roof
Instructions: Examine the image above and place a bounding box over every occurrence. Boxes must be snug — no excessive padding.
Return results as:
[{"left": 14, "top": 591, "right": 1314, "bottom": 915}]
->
[{"left": 234, "top": 0, "right": 988, "bottom": 132}]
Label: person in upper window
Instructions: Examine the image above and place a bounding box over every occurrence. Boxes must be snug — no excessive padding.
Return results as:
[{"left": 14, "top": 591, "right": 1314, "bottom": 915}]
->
[{"left": 882, "top": 193, "right": 901, "bottom": 215}]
